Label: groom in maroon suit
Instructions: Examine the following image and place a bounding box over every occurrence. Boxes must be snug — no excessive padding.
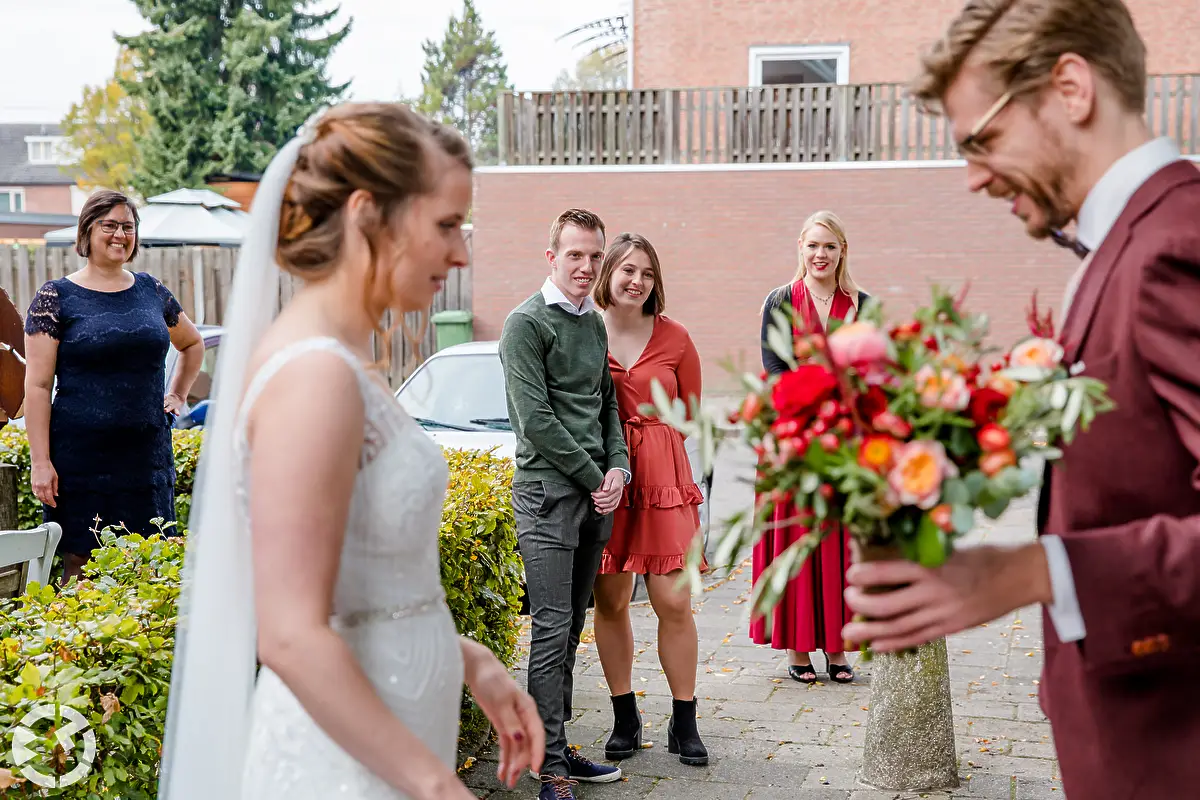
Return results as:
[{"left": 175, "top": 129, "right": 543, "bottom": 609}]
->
[{"left": 842, "top": 1, "right": 1200, "bottom": 797}]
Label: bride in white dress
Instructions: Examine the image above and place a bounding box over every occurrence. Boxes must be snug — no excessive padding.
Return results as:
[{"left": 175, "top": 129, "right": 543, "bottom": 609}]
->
[{"left": 155, "top": 103, "right": 543, "bottom": 799}]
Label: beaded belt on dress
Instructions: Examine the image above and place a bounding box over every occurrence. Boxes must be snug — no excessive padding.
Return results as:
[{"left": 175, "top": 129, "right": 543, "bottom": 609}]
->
[{"left": 332, "top": 596, "right": 445, "bottom": 628}]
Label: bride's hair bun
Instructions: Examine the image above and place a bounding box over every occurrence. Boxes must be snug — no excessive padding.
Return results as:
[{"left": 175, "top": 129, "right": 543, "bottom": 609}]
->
[{"left": 275, "top": 102, "right": 472, "bottom": 276}]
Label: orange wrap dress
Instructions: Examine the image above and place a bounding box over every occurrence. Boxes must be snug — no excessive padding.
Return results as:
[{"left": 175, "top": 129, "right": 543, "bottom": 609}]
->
[{"left": 600, "top": 315, "right": 707, "bottom": 575}]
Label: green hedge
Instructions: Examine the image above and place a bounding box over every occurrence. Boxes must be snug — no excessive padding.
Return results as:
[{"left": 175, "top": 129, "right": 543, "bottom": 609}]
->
[
  {"left": 0, "top": 429, "right": 522, "bottom": 795},
  {"left": 0, "top": 531, "right": 181, "bottom": 797}
]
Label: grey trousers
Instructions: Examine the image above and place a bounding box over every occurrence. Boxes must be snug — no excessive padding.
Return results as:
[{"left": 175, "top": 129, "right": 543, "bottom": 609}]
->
[{"left": 512, "top": 479, "right": 613, "bottom": 778}]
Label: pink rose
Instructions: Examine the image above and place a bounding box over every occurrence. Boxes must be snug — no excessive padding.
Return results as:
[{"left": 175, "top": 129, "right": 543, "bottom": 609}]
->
[
  {"left": 1009, "top": 337, "right": 1064, "bottom": 372},
  {"left": 827, "top": 322, "right": 891, "bottom": 382},
  {"left": 886, "top": 440, "right": 959, "bottom": 510},
  {"left": 915, "top": 364, "right": 971, "bottom": 411}
]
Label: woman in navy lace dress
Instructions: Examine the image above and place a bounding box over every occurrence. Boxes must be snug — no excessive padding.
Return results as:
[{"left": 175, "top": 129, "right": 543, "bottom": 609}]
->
[{"left": 23, "top": 190, "right": 204, "bottom": 581}]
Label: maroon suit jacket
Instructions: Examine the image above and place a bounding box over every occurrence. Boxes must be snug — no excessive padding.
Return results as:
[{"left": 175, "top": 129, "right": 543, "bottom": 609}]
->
[{"left": 1037, "top": 159, "right": 1200, "bottom": 798}]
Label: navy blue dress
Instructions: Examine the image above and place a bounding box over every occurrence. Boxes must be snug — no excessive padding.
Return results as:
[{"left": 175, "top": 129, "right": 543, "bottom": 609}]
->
[{"left": 24, "top": 272, "right": 182, "bottom": 556}]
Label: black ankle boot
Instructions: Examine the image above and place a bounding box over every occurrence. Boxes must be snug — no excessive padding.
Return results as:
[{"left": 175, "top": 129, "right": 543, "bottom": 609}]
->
[
  {"left": 605, "top": 692, "right": 642, "bottom": 760},
  {"left": 667, "top": 698, "right": 709, "bottom": 766}
]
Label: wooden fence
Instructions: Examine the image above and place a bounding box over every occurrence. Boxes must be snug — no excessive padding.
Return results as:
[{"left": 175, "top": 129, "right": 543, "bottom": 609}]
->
[
  {"left": 500, "top": 74, "right": 1200, "bottom": 165},
  {"left": 0, "top": 228, "right": 474, "bottom": 387}
]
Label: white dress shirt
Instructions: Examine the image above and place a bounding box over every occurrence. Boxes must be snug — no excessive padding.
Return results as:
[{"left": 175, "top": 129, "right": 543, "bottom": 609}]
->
[
  {"left": 540, "top": 277, "right": 597, "bottom": 316},
  {"left": 1041, "top": 137, "right": 1183, "bottom": 644}
]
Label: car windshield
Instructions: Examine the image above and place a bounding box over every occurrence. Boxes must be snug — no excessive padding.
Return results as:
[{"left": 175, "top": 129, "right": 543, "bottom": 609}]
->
[{"left": 396, "top": 353, "right": 511, "bottom": 431}]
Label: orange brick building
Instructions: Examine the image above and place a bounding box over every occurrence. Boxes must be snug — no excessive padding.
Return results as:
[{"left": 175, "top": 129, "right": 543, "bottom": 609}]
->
[
  {"left": 472, "top": 1, "right": 1200, "bottom": 392},
  {"left": 630, "top": 0, "right": 1200, "bottom": 87}
]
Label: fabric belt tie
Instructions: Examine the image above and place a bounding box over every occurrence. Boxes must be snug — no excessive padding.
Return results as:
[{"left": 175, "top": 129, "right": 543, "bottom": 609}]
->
[{"left": 623, "top": 415, "right": 665, "bottom": 458}]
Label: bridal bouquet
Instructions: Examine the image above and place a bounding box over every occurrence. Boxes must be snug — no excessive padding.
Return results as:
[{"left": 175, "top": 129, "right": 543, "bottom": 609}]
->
[{"left": 647, "top": 286, "right": 1113, "bottom": 644}]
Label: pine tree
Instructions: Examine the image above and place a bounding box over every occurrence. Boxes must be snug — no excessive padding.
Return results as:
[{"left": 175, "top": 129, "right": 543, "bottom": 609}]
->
[
  {"left": 117, "top": 3, "right": 229, "bottom": 197},
  {"left": 416, "top": 0, "right": 511, "bottom": 165},
  {"left": 212, "top": 1, "right": 351, "bottom": 175},
  {"left": 117, "top": 0, "right": 350, "bottom": 198},
  {"left": 61, "top": 48, "right": 154, "bottom": 197}
]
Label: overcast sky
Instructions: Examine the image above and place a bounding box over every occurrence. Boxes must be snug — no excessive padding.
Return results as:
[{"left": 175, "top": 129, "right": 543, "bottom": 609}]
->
[{"left": 2, "top": 0, "right": 628, "bottom": 123}]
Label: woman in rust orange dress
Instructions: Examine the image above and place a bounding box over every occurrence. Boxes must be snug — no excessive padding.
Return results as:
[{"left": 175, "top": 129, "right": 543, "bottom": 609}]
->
[
  {"left": 591, "top": 233, "right": 708, "bottom": 768},
  {"left": 752, "top": 210, "right": 868, "bottom": 685}
]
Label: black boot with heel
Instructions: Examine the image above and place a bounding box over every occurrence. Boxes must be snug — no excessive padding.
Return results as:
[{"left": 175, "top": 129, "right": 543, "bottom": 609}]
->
[
  {"left": 605, "top": 692, "right": 642, "bottom": 760},
  {"left": 667, "top": 697, "right": 709, "bottom": 766}
]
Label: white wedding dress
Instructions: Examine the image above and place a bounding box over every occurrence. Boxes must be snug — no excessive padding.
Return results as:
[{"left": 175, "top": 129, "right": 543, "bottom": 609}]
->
[{"left": 235, "top": 337, "right": 464, "bottom": 798}]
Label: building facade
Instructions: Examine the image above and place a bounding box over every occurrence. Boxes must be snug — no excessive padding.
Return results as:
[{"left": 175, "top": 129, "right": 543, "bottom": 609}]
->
[
  {"left": 476, "top": 1, "right": 1200, "bottom": 391},
  {"left": 0, "top": 124, "right": 87, "bottom": 241},
  {"left": 631, "top": 0, "right": 1200, "bottom": 89}
]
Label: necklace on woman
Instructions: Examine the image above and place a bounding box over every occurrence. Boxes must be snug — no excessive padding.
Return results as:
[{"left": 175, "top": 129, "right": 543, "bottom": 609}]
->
[{"left": 807, "top": 281, "right": 836, "bottom": 306}]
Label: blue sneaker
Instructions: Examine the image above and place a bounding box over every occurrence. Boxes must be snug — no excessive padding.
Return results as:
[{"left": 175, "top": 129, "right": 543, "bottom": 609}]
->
[
  {"left": 539, "top": 776, "right": 577, "bottom": 800},
  {"left": 566, "top": 747, "right": 623, "bottom": 783}
]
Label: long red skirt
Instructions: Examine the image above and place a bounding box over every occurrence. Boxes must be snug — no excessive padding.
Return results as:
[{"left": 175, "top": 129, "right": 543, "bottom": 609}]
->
[{"left": 749, "top": 499, "right": 852, "bottom": 653}]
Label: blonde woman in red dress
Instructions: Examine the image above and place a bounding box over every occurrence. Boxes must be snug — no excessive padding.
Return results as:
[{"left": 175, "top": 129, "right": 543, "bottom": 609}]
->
[
  {"left": 752, "top": 210, "right": 868, "bottom": 685},
  {"left": 590, "top": 233, "right": 708, "bottom": 767}
]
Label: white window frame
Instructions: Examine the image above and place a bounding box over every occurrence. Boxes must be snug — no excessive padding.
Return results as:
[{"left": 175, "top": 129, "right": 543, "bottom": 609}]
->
[
  {"left": 748, "top": 44, "right": 850, "bottom": 86},
  {"left": 24, "top": 136, "right": 72, "bottom": 166},
  {"left": 0, "top": 188, "right": 26, "bottom": 213}
]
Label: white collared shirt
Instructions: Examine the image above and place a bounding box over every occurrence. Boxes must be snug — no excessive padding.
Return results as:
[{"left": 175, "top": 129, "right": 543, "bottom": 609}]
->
[
  {"left": 1043, "top": 137, "right": 1183, "bottom": 644},
  {"left": 541, "top": 277, "right": 597, "bottom": 316}
]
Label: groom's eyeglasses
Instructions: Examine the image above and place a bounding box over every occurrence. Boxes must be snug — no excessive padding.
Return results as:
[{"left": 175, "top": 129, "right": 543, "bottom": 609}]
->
[{"left": 956, "top": 90, "right": 1014, "bottom": 158}]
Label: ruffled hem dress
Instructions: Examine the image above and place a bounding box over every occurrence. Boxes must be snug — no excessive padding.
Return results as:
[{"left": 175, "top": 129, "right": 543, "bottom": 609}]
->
[{"left": 600, "top": 315, "right": 708, "bottom": 576}]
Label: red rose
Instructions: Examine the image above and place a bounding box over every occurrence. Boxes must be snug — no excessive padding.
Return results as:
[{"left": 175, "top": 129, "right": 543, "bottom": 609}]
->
[
  {"left": 968, "top": 387, "right": 1009, "bottom": 427},
  {"left": 855, "top": 385, "right": 889, "bottom": 423},
  {"left": 772, "top": 364, "right": 838, "bottom": 424},
  {"left": 976, "top": 423, "right": 1011, "bottom": 452}
]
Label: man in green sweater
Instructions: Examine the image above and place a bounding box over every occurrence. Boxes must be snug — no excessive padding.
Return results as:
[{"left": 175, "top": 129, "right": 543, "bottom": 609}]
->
[{"left": 499, "top": 208, "right": 630, "bottom": 800}]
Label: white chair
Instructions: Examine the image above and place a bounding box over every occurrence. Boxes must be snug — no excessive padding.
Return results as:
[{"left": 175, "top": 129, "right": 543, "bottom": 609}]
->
[{"left": 0, "top": 522, "right": 62, "bottom": 596}]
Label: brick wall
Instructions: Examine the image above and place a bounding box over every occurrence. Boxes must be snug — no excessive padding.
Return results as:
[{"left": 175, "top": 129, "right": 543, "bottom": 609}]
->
[
  {"left": 632, "top": 0, "right": 1200, "bottom": 88},
  {"left": 471, "top": 162, "right": 1147, "bottom": 393}
]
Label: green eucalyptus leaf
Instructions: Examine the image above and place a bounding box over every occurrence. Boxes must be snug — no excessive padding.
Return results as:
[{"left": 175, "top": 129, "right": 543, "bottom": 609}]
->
[
  {"left": 941, "top": 478, "right": 970, "bottom": 506},
  {"left": 982, "top": 496, "right": 1011, "bottom": 519},
  {"left": 951, "top": 504, "right": 976, "bottom": 535}
]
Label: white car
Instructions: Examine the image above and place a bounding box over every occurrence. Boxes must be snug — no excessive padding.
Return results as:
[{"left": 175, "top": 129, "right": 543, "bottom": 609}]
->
[{"left": 394, "top": 341, "right": 712, "bottom": 546}]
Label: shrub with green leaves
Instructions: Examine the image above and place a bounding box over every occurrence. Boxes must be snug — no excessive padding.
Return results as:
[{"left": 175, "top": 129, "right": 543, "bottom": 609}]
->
[
  {"left": 438, "top": 447, "right": 524, "bottom": 746},
  {"left": 0, "top": 530, "right": 181, "bottom": 797},
  {"left": 0, "top": 431, "right": 523, "bottom": 792}
]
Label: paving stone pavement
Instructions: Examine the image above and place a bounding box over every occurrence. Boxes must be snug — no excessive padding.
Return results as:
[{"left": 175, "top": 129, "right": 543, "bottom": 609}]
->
[{"left": 462, "top": 442, "right": 1063, "bottom": 800}]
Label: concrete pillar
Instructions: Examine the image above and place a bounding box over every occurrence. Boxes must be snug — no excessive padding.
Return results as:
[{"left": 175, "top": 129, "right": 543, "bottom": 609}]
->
[{"left": 859, "top": 637, "right": 960, "bottom": 792}]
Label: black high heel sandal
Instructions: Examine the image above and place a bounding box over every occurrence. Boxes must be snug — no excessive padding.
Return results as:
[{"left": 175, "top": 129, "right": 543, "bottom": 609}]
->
[
  {"left": 787, "top": 664, "right": 818, "bottom": 684},
  {"left": 827, "top": 662, "right": 855, "bottom": 684}
]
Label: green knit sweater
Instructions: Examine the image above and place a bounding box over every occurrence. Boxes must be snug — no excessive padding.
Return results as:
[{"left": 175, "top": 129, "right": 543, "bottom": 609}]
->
[{"left": 499, "top": 293, "right": 629, "bottom": 491}]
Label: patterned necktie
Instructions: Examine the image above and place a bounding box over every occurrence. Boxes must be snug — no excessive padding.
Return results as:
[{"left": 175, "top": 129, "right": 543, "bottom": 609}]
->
[{"left": 1051, "top": 228, "right": 1090, "bottom": 259}]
